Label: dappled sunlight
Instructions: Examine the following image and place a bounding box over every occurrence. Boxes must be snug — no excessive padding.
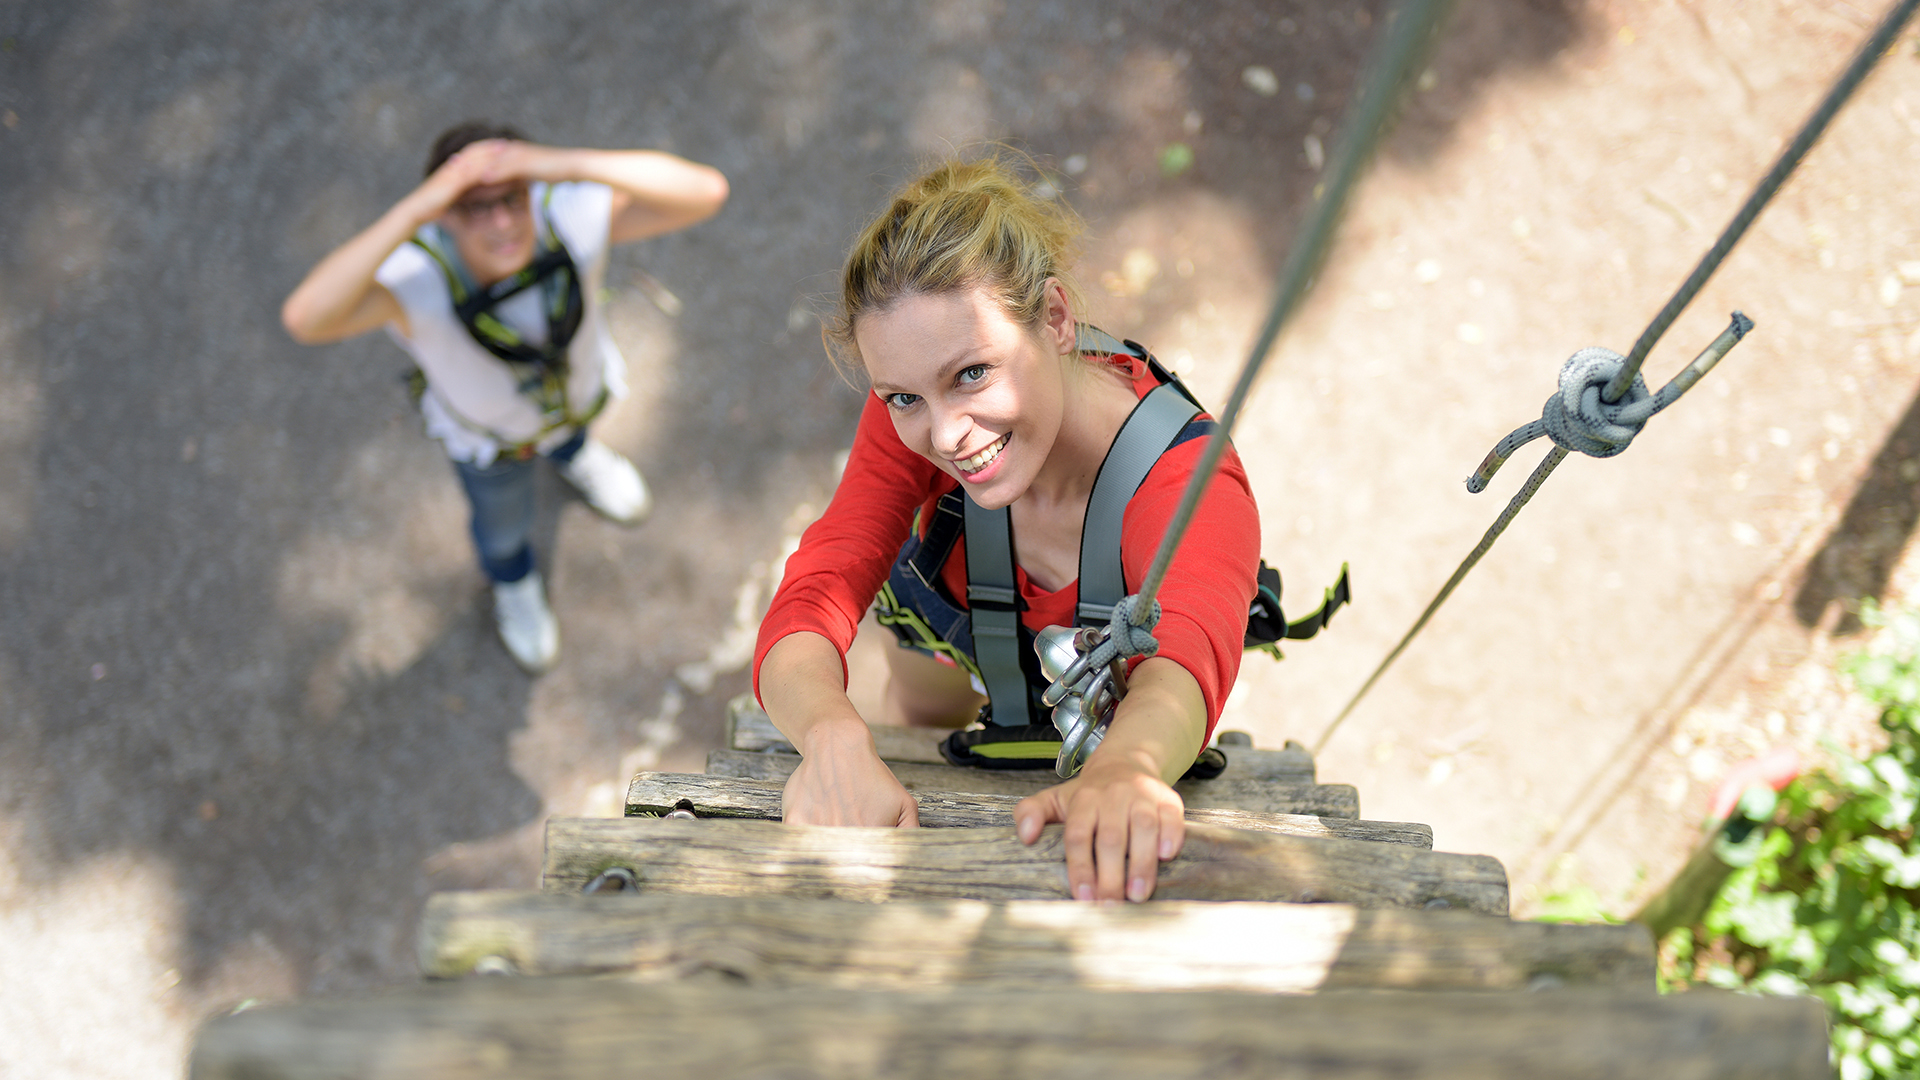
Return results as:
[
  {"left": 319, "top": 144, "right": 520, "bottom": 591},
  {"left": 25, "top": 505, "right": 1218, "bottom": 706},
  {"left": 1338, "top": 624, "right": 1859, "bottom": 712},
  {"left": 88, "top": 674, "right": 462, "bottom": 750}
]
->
[
  {"left": 592, "top": 290, "right": 681, "bottom": 462},
  {"left": 1196, "top": 1, "right": 1920, "bottom": 919},
  {"left": 834, "top": 895, "right": 992, "bottom": 987},
  {"left": 1009, "top": 899, "right": 1356, "bottom": 993},
  {"left": 709, "top": 2, "right": 846, "bottom": 153},
  {"left": 0, "top": 847, "right": 190, "bottom": 1080},
  {"left": 11, "top": 1, "right": 1911, "bottom": 1074},
  {"left": 1084, "top": 190, "right": 1275, "bottom": 407},
  {"left": 909, "top": 62, "right": 998, "bottom": 155},
  {"left": 273, "top": 428, "right": 469, "bottom": 717},
  {"left": 141, "top": 75, "right": 245, "bottom": 177}
]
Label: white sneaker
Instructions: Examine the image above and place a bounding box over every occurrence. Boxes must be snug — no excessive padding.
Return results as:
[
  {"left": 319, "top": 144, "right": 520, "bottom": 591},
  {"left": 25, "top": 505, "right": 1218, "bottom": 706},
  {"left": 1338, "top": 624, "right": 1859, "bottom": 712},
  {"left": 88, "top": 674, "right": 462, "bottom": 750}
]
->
[
  {"left": 493, "top": 571, "right": 559, "bottom": 673},
  {"left": 557, "top": 440, "right": 651, "bottom": 525}
]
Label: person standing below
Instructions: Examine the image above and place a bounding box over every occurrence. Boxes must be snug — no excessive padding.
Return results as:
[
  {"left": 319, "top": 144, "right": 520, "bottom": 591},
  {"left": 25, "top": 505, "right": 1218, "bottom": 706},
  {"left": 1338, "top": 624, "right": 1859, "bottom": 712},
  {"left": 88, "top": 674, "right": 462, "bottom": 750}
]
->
[{"left": 282, "top": 122, "right": 728, "bottom": 672}]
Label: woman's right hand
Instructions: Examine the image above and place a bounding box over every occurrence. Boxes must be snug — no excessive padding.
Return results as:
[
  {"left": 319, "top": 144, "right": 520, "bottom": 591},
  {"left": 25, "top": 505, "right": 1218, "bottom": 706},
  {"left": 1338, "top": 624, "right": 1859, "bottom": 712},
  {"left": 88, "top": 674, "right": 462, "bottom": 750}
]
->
[
  {"left": 406, "top": 138, "right": 516, "bottom": 224},
  {"left": 760, "top": 632, "right": 919, "bottom": 828},
  {"left": 781, "top": 715, "right": 919, "bottom": 827}
]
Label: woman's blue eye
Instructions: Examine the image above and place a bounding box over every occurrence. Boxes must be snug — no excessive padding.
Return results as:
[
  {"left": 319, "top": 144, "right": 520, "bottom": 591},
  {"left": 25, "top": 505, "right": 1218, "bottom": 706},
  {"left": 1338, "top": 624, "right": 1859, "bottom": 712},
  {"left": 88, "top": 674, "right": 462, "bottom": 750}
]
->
[
  {"left": 958, "top": 364, "right": 988, "bottom": 384},
  {"left": 885, "top": 392, "right": 920, "bottom": 409}
]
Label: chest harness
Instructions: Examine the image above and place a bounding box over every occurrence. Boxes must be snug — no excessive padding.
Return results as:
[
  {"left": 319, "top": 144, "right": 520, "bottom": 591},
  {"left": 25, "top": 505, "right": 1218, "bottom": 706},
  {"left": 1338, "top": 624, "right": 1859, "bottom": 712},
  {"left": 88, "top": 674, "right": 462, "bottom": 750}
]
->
[
  {"left": 407, "top": 185, "right": 608, "bottom": 457},
  {"left": 883, "top": 326, "right": 1351, "bottom": 773}
]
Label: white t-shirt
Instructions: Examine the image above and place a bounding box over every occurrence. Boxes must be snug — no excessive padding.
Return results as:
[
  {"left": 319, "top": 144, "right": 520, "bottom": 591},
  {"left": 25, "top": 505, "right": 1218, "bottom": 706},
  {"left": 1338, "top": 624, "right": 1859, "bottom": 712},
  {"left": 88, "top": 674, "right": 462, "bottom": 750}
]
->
[{"left": 376, "top": 181, "right": 628, "bottom": 465}]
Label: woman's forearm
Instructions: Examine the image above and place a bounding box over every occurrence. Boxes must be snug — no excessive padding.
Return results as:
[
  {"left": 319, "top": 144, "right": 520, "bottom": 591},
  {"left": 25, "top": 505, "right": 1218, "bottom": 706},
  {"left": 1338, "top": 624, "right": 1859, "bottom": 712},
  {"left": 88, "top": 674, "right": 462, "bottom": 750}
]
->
[
  {"left": 760, "top": 631, "right": 920, "bottom": 828},
  {"left": 524, "top": 147, "right": 728, "bottom": 242},
  {"left": 280, "top": 193, "right": 432, "bottom": 344},
  {"left": 1090, "top": 657, "right": 1209, "bottom": 783},
  {"left": 758, "top": 631, "right": 872, "bottom": 754}
]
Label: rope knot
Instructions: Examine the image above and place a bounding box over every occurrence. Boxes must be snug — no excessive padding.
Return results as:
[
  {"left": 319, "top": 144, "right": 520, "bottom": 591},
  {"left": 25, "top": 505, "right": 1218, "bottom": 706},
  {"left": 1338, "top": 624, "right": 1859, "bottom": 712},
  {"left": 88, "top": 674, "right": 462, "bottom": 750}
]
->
[
  {"left": 1105, "top": 594, "right": 1162, "bottom": 661},
  {"left": 1041, "top": 595, "right": 1162, "bottom": 708},
  {"left": 1538, "top": 346, "right": 1657, "bottom": 459}
]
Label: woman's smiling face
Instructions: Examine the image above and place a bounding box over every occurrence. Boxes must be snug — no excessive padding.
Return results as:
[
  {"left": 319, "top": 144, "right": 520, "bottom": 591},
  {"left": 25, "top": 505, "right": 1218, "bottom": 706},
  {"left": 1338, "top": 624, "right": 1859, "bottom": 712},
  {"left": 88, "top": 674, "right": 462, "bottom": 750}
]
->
[{"left": 856, "top": 281, "right": 1075, "bottom": 510}]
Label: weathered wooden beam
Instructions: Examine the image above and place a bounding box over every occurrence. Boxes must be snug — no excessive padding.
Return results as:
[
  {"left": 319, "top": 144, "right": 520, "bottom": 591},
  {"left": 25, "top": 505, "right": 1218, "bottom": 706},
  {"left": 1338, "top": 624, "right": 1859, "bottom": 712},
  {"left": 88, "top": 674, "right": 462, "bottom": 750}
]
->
[
  {"left": 191, "top": 978, "right": 1831, "bottom": 1080},
  {"left": 541, "top": 817, "right": 1508, "bottom": 914},
  {"left": 420, "top": 890, "right": 1653, "bottom": 991},
  {"left": 705, "top": 748, "right": 1359, "bottom": 818},
  {"left": 627, "top": 771, "right": 1429, "bottom": 847},
  {"left": 726, "top": 696, "right": 1314, "bottom": 780}
]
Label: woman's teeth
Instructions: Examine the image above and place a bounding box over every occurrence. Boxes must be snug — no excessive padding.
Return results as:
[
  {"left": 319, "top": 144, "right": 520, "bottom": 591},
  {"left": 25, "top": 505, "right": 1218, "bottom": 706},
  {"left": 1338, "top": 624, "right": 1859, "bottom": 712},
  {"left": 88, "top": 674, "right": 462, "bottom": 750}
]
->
[{"left": 959, "top": 434, "right": 1008, "bottom": 473}]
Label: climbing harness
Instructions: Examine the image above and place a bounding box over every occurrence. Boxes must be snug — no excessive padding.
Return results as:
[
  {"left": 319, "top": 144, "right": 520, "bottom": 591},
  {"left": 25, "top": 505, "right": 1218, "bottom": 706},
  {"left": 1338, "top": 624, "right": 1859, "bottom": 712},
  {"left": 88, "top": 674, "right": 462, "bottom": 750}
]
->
[
  {"left": 406, "top": 184, "right": 607, "bottom": 455},
  {"left": 917, "top": 326, "right": 1350, "bottom": 777},
  {"left": 1008, "top": 0, "right": 1454, "bottom": 777},
  {"left": 1313, "top": 0, "right": 1920, "bottom": 753}
]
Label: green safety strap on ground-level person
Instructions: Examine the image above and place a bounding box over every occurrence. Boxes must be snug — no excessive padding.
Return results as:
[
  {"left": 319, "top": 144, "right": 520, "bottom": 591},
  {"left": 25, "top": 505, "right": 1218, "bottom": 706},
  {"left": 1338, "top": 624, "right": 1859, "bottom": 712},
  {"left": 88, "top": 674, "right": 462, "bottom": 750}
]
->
[
  {"left": 934, "top": 325, "right": 1352, "bottom": 772},
  {"left": 405, "top": 183, "right": 608, "bottom": 454}
]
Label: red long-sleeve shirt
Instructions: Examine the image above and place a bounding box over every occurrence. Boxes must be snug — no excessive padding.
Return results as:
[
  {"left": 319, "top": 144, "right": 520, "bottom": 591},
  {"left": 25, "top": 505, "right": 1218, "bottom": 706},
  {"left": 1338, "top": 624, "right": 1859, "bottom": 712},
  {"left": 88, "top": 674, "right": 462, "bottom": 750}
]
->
[{"left": 753, "top": 362, "right": 1262, "bottom": 739}]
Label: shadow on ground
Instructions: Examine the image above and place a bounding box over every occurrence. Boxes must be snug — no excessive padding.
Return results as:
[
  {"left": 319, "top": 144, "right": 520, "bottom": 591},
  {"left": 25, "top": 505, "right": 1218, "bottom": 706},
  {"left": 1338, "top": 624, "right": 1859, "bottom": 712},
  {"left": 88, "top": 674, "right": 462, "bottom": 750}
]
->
[{"left": 1795, "top": 375, "right": 1920, "bottom": 633}]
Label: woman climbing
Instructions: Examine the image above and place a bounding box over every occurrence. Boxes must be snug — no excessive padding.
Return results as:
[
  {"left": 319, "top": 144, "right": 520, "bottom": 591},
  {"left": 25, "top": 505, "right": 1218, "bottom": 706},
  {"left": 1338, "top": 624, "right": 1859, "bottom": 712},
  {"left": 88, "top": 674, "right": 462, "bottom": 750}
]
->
[{"left": 751, "top": 155, "right": 1262, "bottom": 903}]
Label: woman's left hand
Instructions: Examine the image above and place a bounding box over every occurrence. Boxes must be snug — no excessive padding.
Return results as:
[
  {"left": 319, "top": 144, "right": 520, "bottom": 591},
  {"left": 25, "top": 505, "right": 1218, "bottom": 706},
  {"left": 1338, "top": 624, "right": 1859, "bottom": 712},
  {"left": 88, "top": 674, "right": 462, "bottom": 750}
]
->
[{"left": 1013, "top": 751, "right": 1186, "bottom": 903}]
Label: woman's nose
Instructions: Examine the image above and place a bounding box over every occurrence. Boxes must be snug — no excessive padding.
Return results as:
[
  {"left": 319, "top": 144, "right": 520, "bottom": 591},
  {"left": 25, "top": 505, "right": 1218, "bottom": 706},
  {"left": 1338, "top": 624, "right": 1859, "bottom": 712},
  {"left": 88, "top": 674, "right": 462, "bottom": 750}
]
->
[{"left": 928, "top": 403, "right": 971, "bottom": 458}]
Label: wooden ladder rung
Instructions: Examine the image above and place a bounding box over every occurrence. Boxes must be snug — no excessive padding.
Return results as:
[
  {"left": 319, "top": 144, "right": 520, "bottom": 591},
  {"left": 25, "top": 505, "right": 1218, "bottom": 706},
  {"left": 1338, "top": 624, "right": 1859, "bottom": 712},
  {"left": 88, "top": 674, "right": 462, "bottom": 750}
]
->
[
  {"left": 704, "top": 748, "right": 1361, "bottom": 818},
  {"left": 190, "top": 977, "right": 1830, "bottom": 1080},
  {"left": 627, "top": 770, "right": 1429, "bottom": 846},
  {"left": 540, "top": 817, "right": 1509, "bottom": 913},
  {"left": 418, "top": 890, "right": 1654, "bottom": 991}
]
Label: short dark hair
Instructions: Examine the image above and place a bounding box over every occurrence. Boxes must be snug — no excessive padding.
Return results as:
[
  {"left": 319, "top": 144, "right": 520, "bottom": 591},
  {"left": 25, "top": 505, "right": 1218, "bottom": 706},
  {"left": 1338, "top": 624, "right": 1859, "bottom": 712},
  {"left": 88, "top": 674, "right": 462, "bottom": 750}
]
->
[{"left": 424, "top": 120, "right": 529, "bottom": 178}]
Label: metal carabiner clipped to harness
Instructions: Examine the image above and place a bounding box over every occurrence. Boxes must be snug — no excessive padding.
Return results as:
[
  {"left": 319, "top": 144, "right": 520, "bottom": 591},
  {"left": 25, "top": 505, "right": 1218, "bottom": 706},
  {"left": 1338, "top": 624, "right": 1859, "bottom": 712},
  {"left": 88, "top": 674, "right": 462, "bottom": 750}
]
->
[{"left": 1035, "top": 624, "right": 1131, "bottom": 778}]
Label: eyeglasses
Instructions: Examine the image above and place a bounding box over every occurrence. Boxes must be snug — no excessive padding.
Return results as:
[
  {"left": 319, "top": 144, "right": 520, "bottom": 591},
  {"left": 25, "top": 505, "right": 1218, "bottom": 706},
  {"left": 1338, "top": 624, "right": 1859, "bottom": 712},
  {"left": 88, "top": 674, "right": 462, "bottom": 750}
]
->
[{"left": 449, "top": 186, "right": 529, "bottom": 223}]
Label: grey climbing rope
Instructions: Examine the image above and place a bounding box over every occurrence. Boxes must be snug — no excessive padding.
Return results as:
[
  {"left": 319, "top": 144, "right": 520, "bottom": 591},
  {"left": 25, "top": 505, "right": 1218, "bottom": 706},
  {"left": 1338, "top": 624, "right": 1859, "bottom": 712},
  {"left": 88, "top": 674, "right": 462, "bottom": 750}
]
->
[
  {"left": 1033, "top": 0, "right": 1457, "bottom": 777},
  {"left": 1315, "top": 0, "right": 1920, "bottom": 753},
  {"left": 1125, "top": 0, "right": 1457, "bottom": 633}
]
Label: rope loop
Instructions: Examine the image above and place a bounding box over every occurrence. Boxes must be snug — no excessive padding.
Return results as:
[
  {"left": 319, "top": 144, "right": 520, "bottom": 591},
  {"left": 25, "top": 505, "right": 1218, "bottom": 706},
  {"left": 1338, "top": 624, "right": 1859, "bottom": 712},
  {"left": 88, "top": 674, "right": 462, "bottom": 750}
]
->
[
  {"left": 1467, "top": 345, "right": 1673, "bottom": 493},
  {"left": 1041, "top": 595, "right": 1161, "bottom": 708},
  {"left": 1541, "top": 347, "right": 1657, "bottom": 459},
  {"left": 1105, "top": 594, "right": 1162, "bottom": 661}
]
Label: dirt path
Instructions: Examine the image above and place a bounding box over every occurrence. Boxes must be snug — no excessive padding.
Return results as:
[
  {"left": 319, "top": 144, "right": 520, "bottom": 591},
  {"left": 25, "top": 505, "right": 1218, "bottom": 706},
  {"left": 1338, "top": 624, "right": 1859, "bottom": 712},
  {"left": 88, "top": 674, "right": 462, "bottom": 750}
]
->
[{"left": 2, "top": 1, "right": 1917, "bottom": 1076}]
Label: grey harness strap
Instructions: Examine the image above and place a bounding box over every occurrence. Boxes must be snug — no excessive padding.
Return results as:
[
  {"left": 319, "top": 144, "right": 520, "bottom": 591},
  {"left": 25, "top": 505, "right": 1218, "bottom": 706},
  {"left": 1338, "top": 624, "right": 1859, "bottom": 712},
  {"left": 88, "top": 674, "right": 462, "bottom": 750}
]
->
[
  {"left": 964, "top": 329, "right": 1204, "bottom": 727},
  {"left": 1075, "top": 383, "right": 1202, "bottom": 626},
  {"left": 963, "top": 495, "right": 1030, "bottom": 729}
]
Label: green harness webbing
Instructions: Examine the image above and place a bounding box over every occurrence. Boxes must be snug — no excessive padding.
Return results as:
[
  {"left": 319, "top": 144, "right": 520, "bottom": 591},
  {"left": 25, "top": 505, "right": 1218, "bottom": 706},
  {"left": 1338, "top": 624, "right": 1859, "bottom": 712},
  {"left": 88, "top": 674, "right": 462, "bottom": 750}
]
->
[{"left": 407, "top": 185, "right": 605, "bottom": 453}]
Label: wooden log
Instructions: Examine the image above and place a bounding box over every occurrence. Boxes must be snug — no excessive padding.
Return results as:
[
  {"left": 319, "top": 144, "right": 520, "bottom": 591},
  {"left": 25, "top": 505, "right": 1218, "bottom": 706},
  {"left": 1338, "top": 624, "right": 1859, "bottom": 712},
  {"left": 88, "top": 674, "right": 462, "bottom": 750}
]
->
[
  {"left": 705, "top": 748, "right": 1359, "bottom": 818},
  {"left": 627, "top": 771, "right": 1429, "bottom": 847},
  {"left": 540, "top": 817, "right": 1508, "bottom": 914},
  {"left": 420, "top": 890, "right": 1653, "bottom": 991},
  {"left": 726, "top": 695, "right": 1315, "bottom": 780},
  {"left": 192, "top": 978, "right": 1831, "bottom": 1080}
]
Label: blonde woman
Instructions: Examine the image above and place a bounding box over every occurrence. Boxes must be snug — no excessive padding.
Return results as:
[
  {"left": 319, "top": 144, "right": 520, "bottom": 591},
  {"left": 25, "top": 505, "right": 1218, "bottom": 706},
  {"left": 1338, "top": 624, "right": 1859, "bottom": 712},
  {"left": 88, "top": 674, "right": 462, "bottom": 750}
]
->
[{"left": 753, "top": 157, "right": 1261, "bottom": 903}]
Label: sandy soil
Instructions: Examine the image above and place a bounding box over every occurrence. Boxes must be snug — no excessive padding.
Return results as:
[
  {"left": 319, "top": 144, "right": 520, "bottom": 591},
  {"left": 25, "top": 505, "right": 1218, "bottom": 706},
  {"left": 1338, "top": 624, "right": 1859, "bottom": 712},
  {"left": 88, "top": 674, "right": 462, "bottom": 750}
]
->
[{"left": 2, "top": 0, "right": 1918, "bottom": 1076}]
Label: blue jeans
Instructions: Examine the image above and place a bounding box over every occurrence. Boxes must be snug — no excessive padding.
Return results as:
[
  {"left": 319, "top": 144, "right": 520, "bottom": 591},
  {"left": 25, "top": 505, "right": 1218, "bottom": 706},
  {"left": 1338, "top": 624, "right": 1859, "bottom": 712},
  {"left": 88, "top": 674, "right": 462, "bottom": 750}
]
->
[{"left": 453, "top": 429, "right": 586, "bottom": 583}]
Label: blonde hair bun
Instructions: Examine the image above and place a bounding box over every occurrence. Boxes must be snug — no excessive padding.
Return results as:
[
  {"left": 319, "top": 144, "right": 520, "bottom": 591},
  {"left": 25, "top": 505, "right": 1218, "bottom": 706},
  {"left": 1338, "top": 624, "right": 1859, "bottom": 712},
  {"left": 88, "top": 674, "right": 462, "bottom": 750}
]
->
[{"left": 828, "top": 153, "right": 1085, "bottom": 376}]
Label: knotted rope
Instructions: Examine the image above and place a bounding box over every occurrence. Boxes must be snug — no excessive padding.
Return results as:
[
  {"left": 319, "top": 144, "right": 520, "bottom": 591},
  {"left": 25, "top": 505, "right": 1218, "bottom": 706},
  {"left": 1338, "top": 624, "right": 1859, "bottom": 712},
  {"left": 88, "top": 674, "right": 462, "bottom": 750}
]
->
[
  {"left": 1468, "top": 318, "right": 1751, "bottom": 493},
  {"left": 1043, "top": 595, "right": 1161, "bottom": 708},
  {"left": 1482, "top": 348, "right": 1652, "bottom": 477},
  {"left": 1318, "top": 314, "right": 1755, "bottom": 752}
]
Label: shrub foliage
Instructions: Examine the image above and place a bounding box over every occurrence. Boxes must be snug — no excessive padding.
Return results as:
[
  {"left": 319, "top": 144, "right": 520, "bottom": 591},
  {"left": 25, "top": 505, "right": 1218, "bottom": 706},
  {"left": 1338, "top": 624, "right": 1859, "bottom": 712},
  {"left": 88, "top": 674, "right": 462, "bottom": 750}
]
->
[{"left": 1659, "top": 605, "right": 1920, "bottom": 1080}]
